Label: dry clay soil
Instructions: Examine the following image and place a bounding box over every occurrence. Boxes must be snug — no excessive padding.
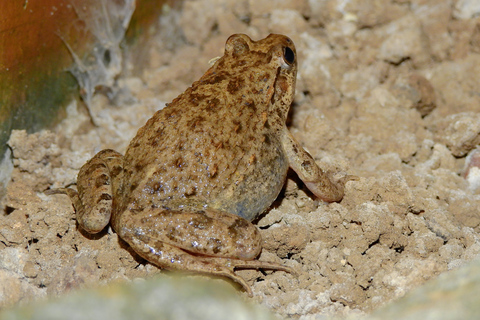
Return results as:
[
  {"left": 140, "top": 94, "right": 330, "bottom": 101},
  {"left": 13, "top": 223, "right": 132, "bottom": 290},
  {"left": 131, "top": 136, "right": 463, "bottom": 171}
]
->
[{"left": 3, "top": 0, "right": 480, "bottom": 318}]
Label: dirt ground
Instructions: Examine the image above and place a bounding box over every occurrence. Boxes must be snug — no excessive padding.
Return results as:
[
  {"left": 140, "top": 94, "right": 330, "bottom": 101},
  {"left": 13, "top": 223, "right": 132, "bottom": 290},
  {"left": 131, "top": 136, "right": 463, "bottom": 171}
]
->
[{"left": 3, "top": 0, "right": 480, "bottom": 318}]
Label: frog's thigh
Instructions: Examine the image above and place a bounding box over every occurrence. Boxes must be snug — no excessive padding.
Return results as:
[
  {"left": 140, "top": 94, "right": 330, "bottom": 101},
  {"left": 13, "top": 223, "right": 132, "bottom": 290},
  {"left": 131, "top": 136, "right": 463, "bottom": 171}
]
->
[
  {"left": 76, "top": 149, "right": 123, "bottom": 233},
  {"left": 118, "top": 207, "right": 262, "bottom": 260}
]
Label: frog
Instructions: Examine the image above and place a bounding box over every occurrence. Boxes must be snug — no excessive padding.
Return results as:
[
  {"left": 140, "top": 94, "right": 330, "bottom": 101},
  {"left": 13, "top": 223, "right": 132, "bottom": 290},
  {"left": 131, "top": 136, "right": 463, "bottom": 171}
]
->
[{"left": 60, "top": 34, "right": 354, "bottom": 296}]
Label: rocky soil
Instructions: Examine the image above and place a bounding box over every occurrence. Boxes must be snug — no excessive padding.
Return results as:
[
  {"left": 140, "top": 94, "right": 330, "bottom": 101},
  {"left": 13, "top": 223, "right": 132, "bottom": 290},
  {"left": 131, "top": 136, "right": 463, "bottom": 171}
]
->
[{"left": 2, "top": 0, "right": 480, "bottom": 319}]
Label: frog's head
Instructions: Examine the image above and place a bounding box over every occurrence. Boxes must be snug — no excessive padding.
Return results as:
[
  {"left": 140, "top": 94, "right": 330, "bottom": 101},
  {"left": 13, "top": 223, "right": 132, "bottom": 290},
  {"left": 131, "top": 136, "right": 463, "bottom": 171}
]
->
[{"left": 222, "top": 34, "right": 297, "bottom": 122}]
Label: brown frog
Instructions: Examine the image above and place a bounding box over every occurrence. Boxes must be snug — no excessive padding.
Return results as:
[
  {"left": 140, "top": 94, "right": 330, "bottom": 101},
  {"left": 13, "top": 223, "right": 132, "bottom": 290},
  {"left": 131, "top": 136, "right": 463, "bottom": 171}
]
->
[{"left": 62, "top": 34, "right": 353, "bottom": 295}]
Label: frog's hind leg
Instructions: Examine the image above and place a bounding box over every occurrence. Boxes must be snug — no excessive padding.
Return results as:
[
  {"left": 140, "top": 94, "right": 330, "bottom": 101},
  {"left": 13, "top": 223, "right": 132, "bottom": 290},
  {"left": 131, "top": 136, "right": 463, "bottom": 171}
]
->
[
  {"left": 124, "top": 234, "right": 294, "bottom": 297},
  {"left": 73, "top": 149, "right": 123, "bottom": 233},
  {"left": 117, "top": 207, "right": 295, "bottom": 295}
]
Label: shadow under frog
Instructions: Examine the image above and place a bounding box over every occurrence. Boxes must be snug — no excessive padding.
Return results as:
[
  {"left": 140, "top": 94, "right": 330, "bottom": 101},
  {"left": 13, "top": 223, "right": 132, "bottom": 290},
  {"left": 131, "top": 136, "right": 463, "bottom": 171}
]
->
[{"left": 54, "top": 34, "right": 355, "bottom": 296}]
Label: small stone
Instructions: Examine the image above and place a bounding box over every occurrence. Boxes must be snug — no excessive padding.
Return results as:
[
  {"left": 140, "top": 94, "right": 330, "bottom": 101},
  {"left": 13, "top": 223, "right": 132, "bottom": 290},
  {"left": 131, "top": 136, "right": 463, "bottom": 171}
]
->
[
  {"left": 435, "top": 112, "right": 480, "bottom": 157},
  {"left": 453, "top": 0, "right": 480, "bottom": 20},
  {"left": 179, "top": 0, "right": 216, "bottom": 46},
  {"left": 23, "top": 261, "right": 39, "bottom": 279},
  {"left": 268, "top": 9, "right": 309, "bottom": 35},
  {"left": 378, "top": 15, "right": 431, "bottom": 67},
  {"left": 391, "top": 74, "right": 436, "bottom": 116},
  {"left": 463, "top": 147, "right": 480, "bottom": 191}
]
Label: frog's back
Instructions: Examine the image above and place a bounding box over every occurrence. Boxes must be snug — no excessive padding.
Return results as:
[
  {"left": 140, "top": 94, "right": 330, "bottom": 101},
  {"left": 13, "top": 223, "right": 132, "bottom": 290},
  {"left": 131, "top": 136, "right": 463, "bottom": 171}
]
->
[{"left": 117, "top": 34, "right": 295, "bottom": 220}]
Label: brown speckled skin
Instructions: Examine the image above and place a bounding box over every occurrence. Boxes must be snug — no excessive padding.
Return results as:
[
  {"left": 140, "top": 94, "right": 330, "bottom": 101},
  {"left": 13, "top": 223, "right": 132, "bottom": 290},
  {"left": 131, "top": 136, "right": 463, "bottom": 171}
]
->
[{"left": 68, "top": 34, "right": 352, "bottom": 295}]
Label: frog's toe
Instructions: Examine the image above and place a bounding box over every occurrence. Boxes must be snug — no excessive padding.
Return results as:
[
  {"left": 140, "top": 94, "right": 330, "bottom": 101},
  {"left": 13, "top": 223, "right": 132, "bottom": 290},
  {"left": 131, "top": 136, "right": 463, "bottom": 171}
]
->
[
  {"left": 215, "top": 258, "right": 295, "bottom": 296},
  {"left": 44, "top": 187, "right": 78, "bottom": 198},
  {"left": 232, "top": 259, "right": 297, "bottom": 276},
  {"left": 339, "top": 174, "right": 360, "bottom": 184}
]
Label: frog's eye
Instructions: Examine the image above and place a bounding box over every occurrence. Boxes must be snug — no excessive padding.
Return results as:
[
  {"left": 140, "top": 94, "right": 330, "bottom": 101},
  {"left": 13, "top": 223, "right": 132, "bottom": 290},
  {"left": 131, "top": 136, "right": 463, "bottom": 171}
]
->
[{"left": 283, "top": 46, "right": 295, "bottom": 65}]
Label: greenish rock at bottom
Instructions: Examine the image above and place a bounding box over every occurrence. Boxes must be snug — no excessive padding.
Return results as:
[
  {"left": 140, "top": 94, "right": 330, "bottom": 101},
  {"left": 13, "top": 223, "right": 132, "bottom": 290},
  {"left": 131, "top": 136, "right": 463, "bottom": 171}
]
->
[
  {"left": 0, "top": 275, "right": 276, "bottom": 320},
  {"left": 3, "top": 257, "right": 480, "bottom": 320},
  {"left": 367, "top": 257, "right": 480, "bottom": 320}
]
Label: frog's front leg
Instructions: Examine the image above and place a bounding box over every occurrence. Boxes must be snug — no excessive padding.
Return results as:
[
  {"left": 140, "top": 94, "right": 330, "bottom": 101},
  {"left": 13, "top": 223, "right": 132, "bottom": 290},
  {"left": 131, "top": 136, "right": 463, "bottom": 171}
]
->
[
  {"left": 281, "top": 130, "right": 356, "bottom": 202},
  {"left": 69, "top": 149, "right": 123, "bottom": 233},
  {"left": 115, "top": 207, "right": 294, "bottom": 296}
]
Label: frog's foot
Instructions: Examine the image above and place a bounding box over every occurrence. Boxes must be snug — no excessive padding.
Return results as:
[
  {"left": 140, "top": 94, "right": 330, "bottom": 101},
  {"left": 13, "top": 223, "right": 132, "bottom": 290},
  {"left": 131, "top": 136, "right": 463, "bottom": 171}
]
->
[
  {"left": 282, "top": 130, "right": 358, "bottom": 202},
  {"left": 44, "top": 187, "right": 76, "bottom": 196},
  {"left": 74, "top": 149, "right": 123, "bottom": 233},
  {"left": 45, "top": 187, "right": 82, "bottom": 213},
  {"left": 216, "top": 258, "right": 296, "bottom": 296},
  {"left": 200, "top": 257, "right": 296, "bottom": 297},
  {"left": 304, "top": 173, "right": 359, "bottom": 203}
]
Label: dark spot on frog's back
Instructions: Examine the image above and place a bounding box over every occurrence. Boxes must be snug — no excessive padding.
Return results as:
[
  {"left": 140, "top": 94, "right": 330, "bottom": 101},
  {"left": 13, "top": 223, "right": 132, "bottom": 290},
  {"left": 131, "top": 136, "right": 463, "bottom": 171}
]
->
[
  {"left": 84, "top": 162, "right": 106, "bottom": 177},
  {"left": 190, "top": 211, "right": 213, "bottom": 229},
  {"left": 144, "top": 180, "right": 163, "bottom": 194},
  {"left": 187, "top": 116, "right": 205, "bottom": 130},
  {"left": 175, "top": 140, "right": 185, "bottom": 151},
  {"left": 99, "top": 193, "right": 112, "bottom": 201},
  {"left": 148, "top": 136, "right": 168, "bottom": 148},
  {"left": 95, "top": 174, "right": 110, "bottom": 188},
  {"left": 184, "top": 186, "right": 196, "bottom": 197},
  {"left": 155, "top": 126, "right": 165, "bottom": 136},
  {"left": 244, "top": 99, "right": 256, "bottom": 111},
  {"left": 146, "top": 126, "right": 166, "bottom": 147},
  {"left": 263, "top": 133, "right": 271, "bottom": 144},
  {"left": 204, "top": 238, "right": 222, "bottom": 254},
  {"left": 232, "top": 59, "right": 247, "bottom": 68},
  {"left": 227, "top": 78, "right": 244, "bottom": 94},
  {"left": 99, "top": 206, "right": 109, "bottom": 215},
  {"left": 202, "top": 73, "right": 227, "bottom": 85},
  {"left": 134, "top": 162, "right": 144, "bottom": 173},
  {"left": 189, "top": 93, "right": 208, "bottom": 103},
  {"left": 228, "top": 218, "right": 250, "bottom": 237},
  {"left": 129, "top": 181, "right": 138, "bottom": 193},
  {"left": 205, "top": 98, "right": 221, "bottom": 113},
  {"left": 162, "top": 108, "right": 178, "bottom": 119},
  {"left": 111, "top": 165, "right": 122, "bottom": 179},
  {"left": 301, "top": 160, "right": 314, "bottom": 170},
  {"left": 153, "top": 166, "right": 167, "bottom": 176},
  {"left": 131, "top": 141, "right": 140, "bottom": 149},
  {"left": 233, "top": 120, "right": 242, "bottom": 133},
  {"left": 165, "top": 227, "right": 183, "bottom": 242},
  {"left": 174, "top": 157, "right": 185, "bottom": 168}
]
